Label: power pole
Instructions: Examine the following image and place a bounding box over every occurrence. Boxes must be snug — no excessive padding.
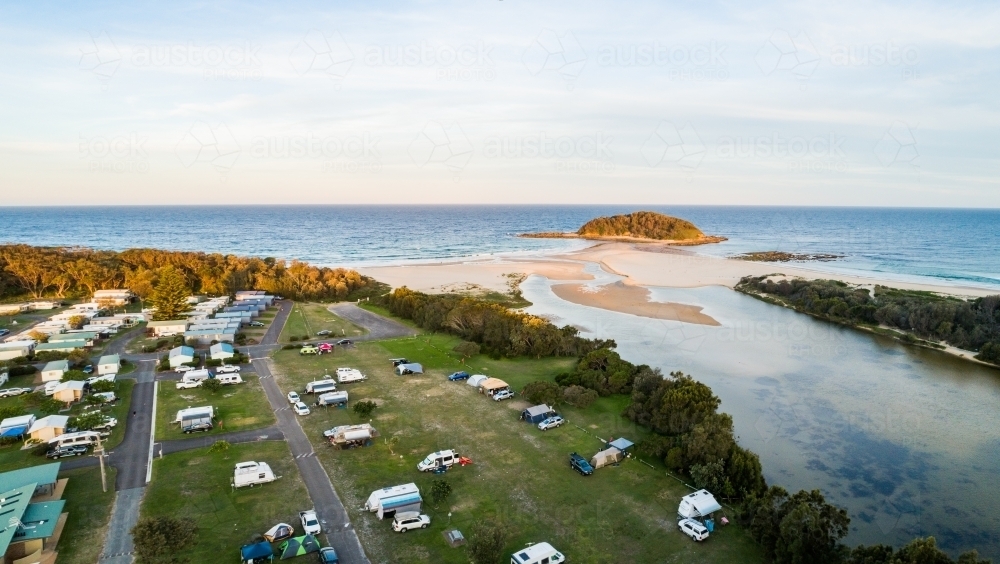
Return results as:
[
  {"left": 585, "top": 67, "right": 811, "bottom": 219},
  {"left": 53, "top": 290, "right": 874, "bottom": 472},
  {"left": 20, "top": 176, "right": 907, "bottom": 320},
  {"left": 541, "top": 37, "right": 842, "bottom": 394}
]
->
[{"left": 96, "top": 436, "right": 107, "bottom": 492}]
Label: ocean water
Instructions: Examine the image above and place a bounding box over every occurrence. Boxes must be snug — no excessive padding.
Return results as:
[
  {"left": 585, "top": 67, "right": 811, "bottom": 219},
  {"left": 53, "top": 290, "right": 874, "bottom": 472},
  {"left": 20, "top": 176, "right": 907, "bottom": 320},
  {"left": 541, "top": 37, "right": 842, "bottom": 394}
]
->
[{"left": 0, "top": 205, "right": 998, "bottom": 290}]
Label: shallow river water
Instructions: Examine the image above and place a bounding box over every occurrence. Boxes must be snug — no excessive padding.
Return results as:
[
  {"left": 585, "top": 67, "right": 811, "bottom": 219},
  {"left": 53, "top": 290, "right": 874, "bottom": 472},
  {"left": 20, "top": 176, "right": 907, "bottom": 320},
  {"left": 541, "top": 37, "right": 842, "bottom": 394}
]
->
[{"left": 521, "top": 267, "right": 1000, "bottom": 558}]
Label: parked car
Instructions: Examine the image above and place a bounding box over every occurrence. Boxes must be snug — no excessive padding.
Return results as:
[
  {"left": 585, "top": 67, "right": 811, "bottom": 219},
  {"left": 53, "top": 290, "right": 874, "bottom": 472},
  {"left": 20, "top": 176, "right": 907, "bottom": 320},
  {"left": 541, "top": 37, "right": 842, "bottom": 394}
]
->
[
  {"left": 183, "top": 422, "right": 212, "bottom": 434},
  {"left": 678, "top": 518, "right": 709, "bottom": 541},
  {"left": 391, "top": 512, "right": 430, "bottom": 533},
  {"left": 417, "top": 449, "right": 460, "bottom": 472},
  {"left": 175, "top": 380, "right": 202, "bottom": 389},
  {"left": 92, "top": 417, "right": 118, "bottom": 431},
  {"left": 248, "top": 321, "right": 265, "bottom": 327},
  {"left": 46, "top": 445, "right": 88, "bottom": 459},
  {"left": 538, "top": 416, "right": 564, "bottom": 431},
  {"left": 317, "top": 547, "right": 339, "bottom": 563},
  {"left": 317, "top": 343, "right": 334, "bottom": 354},
  {"left": 316, "top": 330, "right": 332, "bottom": 336},
  {"left": 447, "top": 371, "right": 470, "bottom": 381},
  {"left": 300, "top": 345, "right": 319, "bottom": 355},
  {"left": 569, "top": 452, "right": 594, "bottom": 476},
  {"left": 299, "top": 509, "right": 321, "bottom": 535},
  {"left": 175, "top": 365, "right": 195, "bottom": 373},
  {"left": 0, "top": 329, "right": 9, "bottom": 337},
  {"left": 216, "top": 365, "right": 241, "bottom": 374},
  {"left": 287, "top": 391, "right": 301, "bottom": 404},
  {"left": 492, "top": 390, "right": 515, "bottom": 401},
  {"left": 335, "top": 339, "right": 353, "bottom": 346},
  {"left": 390, "top": 358, "right": 409, "bottom": 367},
  {"left": 0, "top": 387, "right": 32, "bottom": 398},
  {"left": 293, "top": 402, "right": 311, "bottom": 416},
  {"left": 82, "top": 364, "right": 94, "bottom": 374},
  {"left": 43, "top": 381, "right": 60, "bottom": 396}
]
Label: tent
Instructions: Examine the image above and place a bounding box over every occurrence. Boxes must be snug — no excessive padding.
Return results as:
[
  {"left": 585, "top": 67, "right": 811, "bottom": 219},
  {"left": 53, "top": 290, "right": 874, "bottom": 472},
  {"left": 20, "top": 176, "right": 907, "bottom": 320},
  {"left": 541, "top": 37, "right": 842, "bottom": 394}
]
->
[
  {"left": 678, "top": 489, "right": 722, "bottom": 519},
  {"left": 480, "top": 378, "right": 509, "bottom": 395},
  {"left": 521, "top": 404, "right": 555, "bottom": 424},
  {"left": 279, "top": 535, "right": 320, "bottom": 560},
  {"left": 591, "top": 447, "right": 624, "bottom": 469},
  {"left": 240, "top": 541, "right": 274, "bottom": 563},
  {"left": 609, "top": 437, "right": 635, "bottom": 453},
  {"left": 263, "top": 523, "right": 295, "bottom": 542},
  {"left": 466, "top": 375, "right": 488, "bottom": 388},
  {"left": 394, "top": 363, "right": 423, "bottom": 375}
]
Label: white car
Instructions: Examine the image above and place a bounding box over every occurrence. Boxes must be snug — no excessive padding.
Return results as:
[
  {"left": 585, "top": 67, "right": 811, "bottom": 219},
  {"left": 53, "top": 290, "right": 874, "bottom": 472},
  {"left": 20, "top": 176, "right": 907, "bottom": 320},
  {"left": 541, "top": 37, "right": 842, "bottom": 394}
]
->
[
  {"left": 175, "top": 365, "right": 195, "bottom": 373},
  {"left": 0, "top": 388, "right": 31, "bottom": 398},
  {"left": 287, "top": 391, "right": 300, "bottom": 404},
  {"left": 175, "top": 380, "right": 202, "bottom": 389},
  {"left": 299, "top": 510, "right": 321, "bottom": 535},
  {"left": 391, "top": 512, "right": 430, "bottom": 533},
  {"left": 678, "top": 518, "right": 709, "bottom": 541},
  {"left": 492, "top": 390, "right": 514, "bottom": 401},
  {"left": 92, "top": 417, "right": 118, "bottom": 431},
  {"left": 43, "top": 381, "right": 60, "bottom": 396},
  {"left": 538, "top": 416, "right": 565, "bottom": 431},
  {"left": 293, "top": 402, "right": 311, "bottom": 416},
  {"left": 216, "top": 365, "right": 241, "bottom": 374}
]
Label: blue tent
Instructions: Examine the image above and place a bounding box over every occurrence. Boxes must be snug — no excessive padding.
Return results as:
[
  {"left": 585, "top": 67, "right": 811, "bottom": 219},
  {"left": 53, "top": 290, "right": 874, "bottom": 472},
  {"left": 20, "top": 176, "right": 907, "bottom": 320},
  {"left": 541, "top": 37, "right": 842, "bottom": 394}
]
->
[
  {"left": 240, "top": 541, "right": 274, "bottom": 563},
  {"left": 609, "top": 438, "right": 634, "bottom": 453},
  {"left": 0, "top": 425, "right": 28, "bottom": 438}
]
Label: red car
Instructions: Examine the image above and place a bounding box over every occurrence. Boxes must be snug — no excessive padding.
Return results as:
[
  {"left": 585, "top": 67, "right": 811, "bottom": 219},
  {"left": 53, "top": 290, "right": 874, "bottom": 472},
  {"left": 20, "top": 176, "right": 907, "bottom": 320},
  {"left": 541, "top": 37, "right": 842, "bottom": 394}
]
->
[{"left": 317, "top": 343, "right": 334, "bottom": 354}]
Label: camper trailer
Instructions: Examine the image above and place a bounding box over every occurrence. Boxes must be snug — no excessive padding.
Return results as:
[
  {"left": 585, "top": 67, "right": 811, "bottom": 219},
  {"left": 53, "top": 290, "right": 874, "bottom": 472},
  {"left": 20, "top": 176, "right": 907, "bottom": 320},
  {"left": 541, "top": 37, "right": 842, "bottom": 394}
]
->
[
  {"left": 316, "top": 390, "right": 348, "bottom": 407},
  {"left": 336, "top": 367, "right": 366, "bottom": 383},
  {"left": 217, "top": 373, "right": 244, "bottom": 385},
  {"left": 232, "top": 461, "right": 277, "bottom": 488},
  {"left": 324, "top": 423, "right": 378, "bottom": 448},
  {"left": 365, "top": 483, "right": 422, "bottom": 519},
  {"left": 305, "top": 379, "right": 337, "bottom": 394},
  {"left": 176, "top": 406, "right": 214, "bottom": 433},
  {"left": 510, "top": 542, "right": 565, "bottom": 564},
  {"left": 678, "top": 489, "right": 722, "bottom": 520},
  {"left": 177, "top": 370, "right": 213, "bottom": 388}
]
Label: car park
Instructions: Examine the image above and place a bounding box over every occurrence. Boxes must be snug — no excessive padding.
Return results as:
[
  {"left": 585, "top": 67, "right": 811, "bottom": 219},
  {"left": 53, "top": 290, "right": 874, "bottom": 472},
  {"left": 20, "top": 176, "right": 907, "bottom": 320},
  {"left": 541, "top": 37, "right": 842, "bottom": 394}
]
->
[
  {"left": 300, "top": 345, "right": 319, "bottom": 355},
  {"left": 538, "top": 416, "right": 564, "bottom": 431},
  {"left": 287, "top": 391, "right": 301, "bottom": 404},
  {"left": 317, "top": 547, "right": 339, "bottom": 563},
  {"left": 569, "top": 452, "right": 594, "bottom": 476},
  {"left": 316, "top": 330, "right": 332, "bottom": 336},
  {"left": 678, "top": 518, "right": 709, "bottom": 541},
  {"left": 46, "top": 445, "right": 88, "bottom": 459},
  {"left": 175, "top": 365, "right": 195, "bottom": 373},
  {"left": 293, "top": 402, "right": 311, "bottom": 416},
  {"left": 0, "top": 387, "right": 32, "bottom": 398},
  {"left": 299, "top": 509, "right": 321, "bottom": 535},
  {"left": 447, "top": 371, "right": 470, "bottom": 381},
  {"left": 492, "top": 389, "right": 515, "bottom": 401},
  {"left": 391, "top": 511, "right": 430, "bottom": 533},
  {"left": 216, "top": 364, "right": 241, "bottom": 374},
  {"left": 336, "top": 339, "right": 353, "bottom": 346}
]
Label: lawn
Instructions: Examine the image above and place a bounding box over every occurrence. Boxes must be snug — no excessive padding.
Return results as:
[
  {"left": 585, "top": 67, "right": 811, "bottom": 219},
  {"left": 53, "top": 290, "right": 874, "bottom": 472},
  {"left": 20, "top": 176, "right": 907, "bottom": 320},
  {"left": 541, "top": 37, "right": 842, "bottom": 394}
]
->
[
  {"left": 279, "top": 302, "right": 365, "bottom": 343},
  {"left": 269, "top": 333, "right": 765, "bottom": 564},
  {"left": 141, "top": 441, "right": 312, "bottom": 562},
  {"left": 155, "top": 374, "right": 274, "bottom": 441},
  {"left": 58, "top": 465, "right": 118, "bottom": 564}
]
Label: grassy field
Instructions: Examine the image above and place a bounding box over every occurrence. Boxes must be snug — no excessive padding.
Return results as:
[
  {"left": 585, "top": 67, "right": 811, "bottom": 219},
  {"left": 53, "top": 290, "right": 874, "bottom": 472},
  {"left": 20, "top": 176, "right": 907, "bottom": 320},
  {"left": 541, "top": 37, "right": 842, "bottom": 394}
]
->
[
  {"left": 280, "top": 302, "right": 365, "bottom": 343},
  {"left": 270, "top": 333, "right": 765, "bottom": 564},
  {"left": 142, "top": 441, "right": 312, "bottom": 562},
  {"left": 155, "top": 374, "right": 274, "bottom": 441},
  {"left": 58, "top": 466, "right": 118, "bottom": 564}
]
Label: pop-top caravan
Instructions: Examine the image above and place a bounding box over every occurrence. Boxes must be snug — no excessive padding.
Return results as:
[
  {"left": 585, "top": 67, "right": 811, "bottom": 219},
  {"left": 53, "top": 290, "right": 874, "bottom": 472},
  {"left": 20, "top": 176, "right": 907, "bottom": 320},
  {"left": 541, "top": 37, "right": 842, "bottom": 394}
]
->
[
  {"left": 678, "top": 489, "right": 722, "bottom": 519},
  {"left": 365, "top": 483, "right": 421, "bottom": 519},
  {"left": 232, "top": 461, "right": 277, "bottom": 488}
]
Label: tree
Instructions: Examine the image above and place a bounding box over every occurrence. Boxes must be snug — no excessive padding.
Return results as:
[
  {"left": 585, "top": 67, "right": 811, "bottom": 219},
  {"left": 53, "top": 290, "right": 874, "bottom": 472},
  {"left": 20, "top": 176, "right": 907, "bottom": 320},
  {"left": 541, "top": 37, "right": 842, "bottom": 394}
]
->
[
  {"left": 201, "top": 378, "right": 222, "bottom": 393},
  {"left": 353, "top": 400, "right": 377, "bottom": 418},
  {"left": 70, "top": 412, "right": 107, "bottom": 431},
  {"left": 67, "top": 315, "right": 87, "bottom": 329},
  {"left": 149, "top": 266, "right": 190, "bottom": 321},
  {"left": 60, "top": 369, "right": 89, "bottom": 382},
  {"left": 743, "top": 487, "right": 850, "bottom": 564},
  {"left": 453, "top": 341, "right": 481, "bottom": 358},
  {"left": 430, "top": 479, "right": 452, "bottom": 507},
  {"left": 467, "top": 518, "right": 508, "bottom": 564},
  {"left": 521, "top": 381, "right": 562, "bottom": 406},
  {"left": 562, "top": 385, "right": 598, "bottom": 408},
  {"left": 90, "top": 380, "right": 116, "bottom": 393},
  {"left": 131, "top": 516, "right": 197, "bottom": 564}
]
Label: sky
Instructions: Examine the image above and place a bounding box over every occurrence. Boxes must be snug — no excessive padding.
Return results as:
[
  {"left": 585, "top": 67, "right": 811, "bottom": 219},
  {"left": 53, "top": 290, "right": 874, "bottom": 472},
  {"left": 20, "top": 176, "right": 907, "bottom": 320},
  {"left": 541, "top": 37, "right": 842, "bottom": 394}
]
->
[{"left": 0, "top": 1, "right": 998, "bottom": 207}]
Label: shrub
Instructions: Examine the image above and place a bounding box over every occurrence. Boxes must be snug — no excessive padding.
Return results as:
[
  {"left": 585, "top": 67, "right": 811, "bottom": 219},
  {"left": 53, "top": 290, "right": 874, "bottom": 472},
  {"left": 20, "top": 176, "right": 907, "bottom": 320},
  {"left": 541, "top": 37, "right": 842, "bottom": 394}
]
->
[
  {"left": 0, "top": 406, "right": 26, "bottom": 421},
  {"left": 453, "top": 341, "right": 481, "bottom": 357},
  {"left": 208, "top": 440, "right": 230, "bottom": 454},
  {"left": 521, "top": 381, "right": 562, "bottom": 406},
  {"left": 131, "top": 516, "right": 197, "bottom": 564},
  {"left": 562, "top": 385, "right": 598, "bottom": 408},
  {"left": 467, "top": 518, "right": 509, "bottom": 564},
  {"left": 205, "top": 359, "right": 222, "bottom": 367},
  {"left": 352, "top": 400, "right": 377, "bottom": 418},
  {"left": 430, "top": 479, "right": 452, "bottom": 507},
  {"left": 201, "top": 378, "right": 223, "bottom": 393},
  {"left": 9, "top": 365, "right": 37, "bottom": 377},
  {"left": 61, "top": 370, "right": 89, "bottom": 382},
  {"left": 290, "top": 336, "right": 299, "bottom": 342},
  {"left": 90, "top": 380, "right": 116, "bottom": 393}
]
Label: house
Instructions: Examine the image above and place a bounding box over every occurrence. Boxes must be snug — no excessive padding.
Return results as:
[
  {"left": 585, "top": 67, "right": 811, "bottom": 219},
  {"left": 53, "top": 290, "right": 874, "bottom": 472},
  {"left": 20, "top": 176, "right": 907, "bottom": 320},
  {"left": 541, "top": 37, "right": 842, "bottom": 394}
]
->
[
  {"left": 48, "top": 332, "right": 97, "bottom": 346},
  {"left": 97, "top": 354, "right": 121, "bottom": 375},
  {"left": 0, "top": 462, "right": 70, "bottom": 564},
  {"left": 0, "top": 341, "right": 34, "bottom": 361},
  {"left": 0, "top": 303, "right": 29, "bottom": 315},
  {"left": 41, "top": 360, "right": 70, "bottom": 382},
  {"left": 52, "top": 381, "right": 86, "bottom": 404},
  {"left": 28, "top": 415, "right": 70, "bottom": 442},
  {"left": 93, "top": 289, "right": 135, "bottom": 305},
  {"left": 27, "top": 301, "right": 61, "bottom": 310},
  {"left": 35, "top": 340, "right": 89, "bottom": 353},
  {"left": 184, "top": 328, "right": 237, "bottom": 345},
  {"left": 521, "top": 404, "right": 556, "bottom": 424},
  {"left": 148, "top": 320, "right": 189, "bottom": 337},
  {"left": 0, "top": 414, "right": 36, "bottom": 439},
  {"left": 209, "top": 343, "right": 235, "bottom": 361},
  {"left": 169, "top": 346, "right": 196, "bottom": 368},
  {"left": 480, "top": 378, "right": 510, "bottom": 397}
]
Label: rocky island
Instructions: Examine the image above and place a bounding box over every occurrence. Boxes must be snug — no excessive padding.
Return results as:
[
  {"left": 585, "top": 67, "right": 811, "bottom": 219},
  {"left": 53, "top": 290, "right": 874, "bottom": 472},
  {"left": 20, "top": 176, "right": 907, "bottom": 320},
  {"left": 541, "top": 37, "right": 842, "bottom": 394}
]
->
[{"left": 520, "top": 211, "right": 727, "bottom": 245}]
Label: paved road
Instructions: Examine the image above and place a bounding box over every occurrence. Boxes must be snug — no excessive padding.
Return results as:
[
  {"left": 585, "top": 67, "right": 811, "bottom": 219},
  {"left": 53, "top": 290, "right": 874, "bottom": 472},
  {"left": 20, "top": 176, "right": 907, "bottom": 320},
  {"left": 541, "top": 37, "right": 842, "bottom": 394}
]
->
[
  {"left": 254, "top": 359, "right": 369, "bottom": 563},
  {"left": 329, "top": 302, "right": 416, "bottom": 340},
  {"left": 98, "top": 487, "right": 144, "bottom": 564}
]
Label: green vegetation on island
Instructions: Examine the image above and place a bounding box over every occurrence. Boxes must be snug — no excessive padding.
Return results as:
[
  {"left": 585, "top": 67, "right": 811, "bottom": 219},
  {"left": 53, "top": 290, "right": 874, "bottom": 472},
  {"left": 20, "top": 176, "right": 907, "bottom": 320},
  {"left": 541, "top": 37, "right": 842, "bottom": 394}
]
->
[
  {"left": 736, "top": 275, "right": 1000, "bottom": 366},
  {"left": 521, "top": 211, "right": 726, "bottom": 244}
]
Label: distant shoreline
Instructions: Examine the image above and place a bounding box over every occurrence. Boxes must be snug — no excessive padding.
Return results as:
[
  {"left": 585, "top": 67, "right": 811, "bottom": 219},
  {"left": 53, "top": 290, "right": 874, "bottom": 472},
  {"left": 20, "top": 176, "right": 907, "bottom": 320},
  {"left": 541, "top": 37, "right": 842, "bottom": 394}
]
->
[{"left": 519, "top": 232, "right": 728, "bottom": 246}]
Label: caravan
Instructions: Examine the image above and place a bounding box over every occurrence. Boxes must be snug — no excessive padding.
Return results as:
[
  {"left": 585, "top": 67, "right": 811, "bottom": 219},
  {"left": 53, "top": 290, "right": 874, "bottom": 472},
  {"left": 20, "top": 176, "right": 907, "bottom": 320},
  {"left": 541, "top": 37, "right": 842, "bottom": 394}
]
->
[
  {"left": 336, "top": 367, "right": 366, "bottom": 383},
  {"left": 365, "top": 483, "right": 421, "bottom": 519},
  {"left": 678, "top": 489, "right": 722, "bottom": 520},
  {"left": 218, "top": 373, "right": 243, "bottom": 385},
  {"left": 305, "top": 379, "right": 337, "bottom": 394},
  {"left": 316, "top": 391, "right": 348, "bottom": 407},
  {"left": 232, "top": 461, "right": 277, "bottom": 488},
  {"left": 324, "top": 423, "right": 377, "bottom": 448}
]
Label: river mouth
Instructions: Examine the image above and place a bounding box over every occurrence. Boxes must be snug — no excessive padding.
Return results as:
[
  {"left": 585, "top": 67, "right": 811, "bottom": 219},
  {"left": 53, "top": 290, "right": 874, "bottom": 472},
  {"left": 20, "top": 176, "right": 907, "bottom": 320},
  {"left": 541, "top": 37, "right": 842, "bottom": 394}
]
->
[{"left": 522, "top": 273, "right": 1000, "bottom": 559}]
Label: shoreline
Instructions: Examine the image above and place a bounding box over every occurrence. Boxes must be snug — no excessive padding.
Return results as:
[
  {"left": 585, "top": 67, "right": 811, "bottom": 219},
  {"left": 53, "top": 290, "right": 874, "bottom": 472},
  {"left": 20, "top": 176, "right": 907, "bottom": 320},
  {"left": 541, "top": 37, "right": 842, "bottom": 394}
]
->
[{"left": 519, "top": 232, "right": 728, "bottom": 246}]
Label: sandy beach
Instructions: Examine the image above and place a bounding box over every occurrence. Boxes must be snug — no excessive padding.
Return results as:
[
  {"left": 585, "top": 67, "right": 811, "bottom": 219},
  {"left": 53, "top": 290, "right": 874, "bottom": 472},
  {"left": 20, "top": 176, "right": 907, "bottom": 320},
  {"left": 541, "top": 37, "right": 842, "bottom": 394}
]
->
[{"left": 551, "top": 281, "right": 721, "bottom": 325}]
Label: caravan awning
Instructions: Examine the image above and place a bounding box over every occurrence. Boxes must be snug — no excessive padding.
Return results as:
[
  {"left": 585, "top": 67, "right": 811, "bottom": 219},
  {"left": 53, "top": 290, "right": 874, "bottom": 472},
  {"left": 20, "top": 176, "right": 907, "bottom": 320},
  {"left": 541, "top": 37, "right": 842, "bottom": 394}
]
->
[{"left": 0, "top": 425, "right": 28, "bottom": 438}]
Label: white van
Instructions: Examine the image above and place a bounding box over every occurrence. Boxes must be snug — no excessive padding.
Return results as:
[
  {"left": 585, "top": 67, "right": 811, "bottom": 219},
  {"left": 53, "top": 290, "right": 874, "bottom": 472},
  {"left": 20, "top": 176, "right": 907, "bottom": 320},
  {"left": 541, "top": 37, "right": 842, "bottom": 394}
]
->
[
  {"left": 217, "top": 373, "right": 243, "bottom": 385},
  {"left": 417, "top": 449, "right": 460, "bottom": 472},
  {"left": 336, "top": 367, "right": 366, "bottom": 383},
  {"left": 511, "top": 542, "right": 565, "bottom": 564},
  {"left": 232, "top": 461, "right": 277, "bottom": 488},
  {"left": 305, "top": 379, "right": 337, "bottom": 394},
  {"left": 48, "top": 431, "right": 101, "bottom": 448}
]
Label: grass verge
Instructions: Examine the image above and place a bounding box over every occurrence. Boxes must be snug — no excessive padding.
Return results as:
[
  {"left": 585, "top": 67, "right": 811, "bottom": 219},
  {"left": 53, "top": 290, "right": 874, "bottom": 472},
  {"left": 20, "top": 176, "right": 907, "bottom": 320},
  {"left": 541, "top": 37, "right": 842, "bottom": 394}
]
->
[{"left": 58, "top": 466, "right": 118, "bottom": 564}]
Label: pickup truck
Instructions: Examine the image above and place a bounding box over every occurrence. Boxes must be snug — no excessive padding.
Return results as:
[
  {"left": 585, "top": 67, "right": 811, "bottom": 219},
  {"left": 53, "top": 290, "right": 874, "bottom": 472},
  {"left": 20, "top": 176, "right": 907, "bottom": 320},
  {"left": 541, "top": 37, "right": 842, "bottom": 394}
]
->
[
  {"left": 299, "top": 510, "right": 321, "bottom": 535},
  {"left": 569, "top": 452, "right": 594, "bottom": 476}
]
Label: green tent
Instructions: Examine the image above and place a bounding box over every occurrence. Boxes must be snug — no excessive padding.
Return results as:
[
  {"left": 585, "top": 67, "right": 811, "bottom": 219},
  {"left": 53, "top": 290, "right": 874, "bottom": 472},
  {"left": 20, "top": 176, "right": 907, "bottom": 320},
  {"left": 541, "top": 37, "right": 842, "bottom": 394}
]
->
[{"left": 279, "top": 535, "right": 320, "bottom": 560}]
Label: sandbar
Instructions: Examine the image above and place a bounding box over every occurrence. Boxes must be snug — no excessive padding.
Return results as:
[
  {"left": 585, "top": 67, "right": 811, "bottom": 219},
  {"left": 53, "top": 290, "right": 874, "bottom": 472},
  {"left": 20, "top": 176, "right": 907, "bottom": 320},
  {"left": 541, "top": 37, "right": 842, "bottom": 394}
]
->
[{"left": 551, "top": 281, "right": 721, "bottom": 326}]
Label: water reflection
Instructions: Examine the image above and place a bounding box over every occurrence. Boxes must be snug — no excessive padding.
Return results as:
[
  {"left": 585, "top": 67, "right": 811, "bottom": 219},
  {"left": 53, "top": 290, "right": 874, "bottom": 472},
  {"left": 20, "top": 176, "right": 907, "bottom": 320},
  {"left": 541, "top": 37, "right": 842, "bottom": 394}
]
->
[{"left": 522, "top": 274, "right": 1000, "bottom": 558}]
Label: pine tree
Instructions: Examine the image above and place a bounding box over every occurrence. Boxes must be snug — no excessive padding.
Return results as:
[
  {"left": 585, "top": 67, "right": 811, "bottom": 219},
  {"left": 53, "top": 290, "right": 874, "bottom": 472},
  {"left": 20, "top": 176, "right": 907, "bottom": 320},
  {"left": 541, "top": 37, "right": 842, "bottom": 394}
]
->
[{"left": 149, "top": 266, "right": 189, "bottom": 321}]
